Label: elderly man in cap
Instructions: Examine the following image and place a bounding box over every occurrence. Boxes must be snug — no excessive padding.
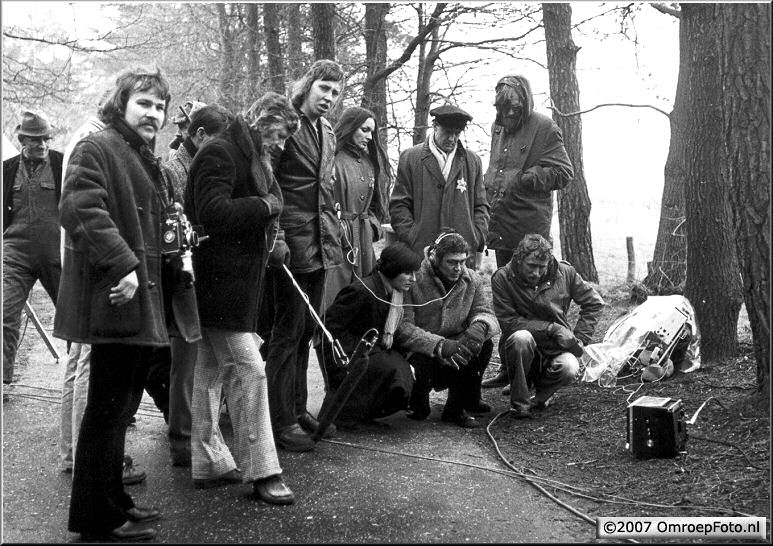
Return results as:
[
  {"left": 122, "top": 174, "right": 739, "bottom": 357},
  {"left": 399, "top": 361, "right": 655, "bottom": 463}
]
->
[
  {"left": 168, "top": 100, "right": 207, "bottom": 160},
  {"left": 390, "top": 104, "right": 489, "bottom": 268},
  {"left": 482, "top": 74, "right": 574, "bottom": 390},
  {"left": 3, "top": 111, "right": 63, "bottom": 385}
]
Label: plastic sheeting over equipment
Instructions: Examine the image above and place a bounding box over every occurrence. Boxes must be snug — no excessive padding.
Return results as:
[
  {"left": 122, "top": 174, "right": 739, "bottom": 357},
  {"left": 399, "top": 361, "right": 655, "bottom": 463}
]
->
[{"left": 581, "top": 295, "right": 701, "bottom": 387}]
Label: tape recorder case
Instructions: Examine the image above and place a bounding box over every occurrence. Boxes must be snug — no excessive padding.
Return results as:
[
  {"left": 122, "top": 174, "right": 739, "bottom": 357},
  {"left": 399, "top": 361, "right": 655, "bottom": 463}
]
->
[{"left": 626, "top": 396, "right": 688, "bottom": 459}]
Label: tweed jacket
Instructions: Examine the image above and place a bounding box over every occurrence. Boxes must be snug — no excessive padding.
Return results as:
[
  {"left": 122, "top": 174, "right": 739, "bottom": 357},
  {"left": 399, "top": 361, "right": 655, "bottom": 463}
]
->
[
  {"left": 390, "top": 138, "right": 489, "bottom": 262},
  {"left": 54, "top": 120, "right": 172, "bottom": 345},
  {"left": 3, "top": 150, "right": 64, "bottom": 231},
  {"left": 163, "top": 137, "right": 195, "bottom": 202},
  {"left": 491, "top": 256, "right": 604, "bottom": 357},
  {"left": 395, "top": 256, "right": 500, "bottom": 357}
]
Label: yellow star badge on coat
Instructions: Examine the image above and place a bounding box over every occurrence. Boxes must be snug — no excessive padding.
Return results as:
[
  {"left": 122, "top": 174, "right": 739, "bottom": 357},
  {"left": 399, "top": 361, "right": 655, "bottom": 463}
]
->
[{"left": 456, "top": 178, "right": 467, "bottom": 193}]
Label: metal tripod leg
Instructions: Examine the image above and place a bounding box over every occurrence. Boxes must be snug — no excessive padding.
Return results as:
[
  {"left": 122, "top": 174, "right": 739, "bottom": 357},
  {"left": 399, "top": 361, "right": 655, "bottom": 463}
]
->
[{"left": 23, "top": 301, "right": 60, "bottom": 361}]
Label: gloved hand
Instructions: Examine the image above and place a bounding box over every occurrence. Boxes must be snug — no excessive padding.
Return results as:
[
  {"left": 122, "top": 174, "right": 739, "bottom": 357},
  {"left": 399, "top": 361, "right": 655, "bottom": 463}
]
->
[
  {"left": 268, "top": 239, "right": 290, "bottom": 268},
  {"left": 439, "top": 339, "right": 473, "bottom": 370},
  {"left": 548, "top": 323, "right": 583, "bottom": 357},
  {"left": 460, "top": 321, "right": 487, "bottom": 356}
]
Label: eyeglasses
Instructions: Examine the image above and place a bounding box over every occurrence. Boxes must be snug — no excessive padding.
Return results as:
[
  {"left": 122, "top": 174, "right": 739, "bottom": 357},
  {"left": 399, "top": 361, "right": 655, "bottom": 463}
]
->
[{"left": 22, "top": 136, "right": 52, "bottom": 143}]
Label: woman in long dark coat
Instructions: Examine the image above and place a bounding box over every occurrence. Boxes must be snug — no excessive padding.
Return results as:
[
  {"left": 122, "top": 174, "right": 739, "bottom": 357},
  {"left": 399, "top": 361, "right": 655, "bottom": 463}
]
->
[{"left": 320, "top": 242, "right": 422, "bottom": 427}]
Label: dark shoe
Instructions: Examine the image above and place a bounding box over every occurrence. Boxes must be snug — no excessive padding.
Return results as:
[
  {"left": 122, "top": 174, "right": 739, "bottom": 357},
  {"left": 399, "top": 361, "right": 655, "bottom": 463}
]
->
[
  {"left": 81, "top": 520, "right": 158, "bottom": 541},
  {"left": 252, "top": 475, "right": 295, "bottom": 505},
  {"left": 298, "top": 411, "right": 336, "bottom": 438},
  {"left": 441, "top": 409, "right": 480, "bottom": 428},
  {"left": 465, "top": 399, "right": 492, "bottom": 415},
  {"left": 530, "top": 395, "right": 551, "bottom": 411},
  {"left": 170, "top": 447, "right": 192, "bottom": 467},
  {"left": 501, "top": 384, "right": 511, "bottom": 396},
  {"left": 407, "top": 387, "right": 431, "bottom": 420},
  {"left": 126, "top": 506, "right": 161, "bottom": 523},
  {"left": 193, "top": 468, "right": 242, "bottom": 489},
  {"left": 274, "top": 424, "right": 315, "bottom": 452},
  {"left": 481, "top": 370, "right": 508, "bottom": 388},
  {"left": 509, "top": 406, "right": 534, "bottom": 420},
  {"left": 122, "top": 457, "right": 147, "bottom": 486}
]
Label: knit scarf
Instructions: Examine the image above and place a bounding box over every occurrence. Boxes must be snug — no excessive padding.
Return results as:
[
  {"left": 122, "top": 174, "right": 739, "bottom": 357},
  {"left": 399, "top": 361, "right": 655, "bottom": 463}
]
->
[
  {"left": 379, "top": 272, "right": 404, "bottom": 350},
  {"left": 427, "top": 131, "right": 454, "bottom": 181}
]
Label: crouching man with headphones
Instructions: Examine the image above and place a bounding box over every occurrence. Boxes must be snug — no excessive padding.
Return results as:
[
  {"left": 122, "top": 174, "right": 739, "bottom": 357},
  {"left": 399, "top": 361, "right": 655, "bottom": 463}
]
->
[{"left": 394, "top": 231, "right": 500, "bottom": 428}]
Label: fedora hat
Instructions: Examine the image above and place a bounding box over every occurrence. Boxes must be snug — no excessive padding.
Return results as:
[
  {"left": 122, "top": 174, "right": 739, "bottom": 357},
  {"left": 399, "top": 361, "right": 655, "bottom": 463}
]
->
[
  {"left": 15, "top": 111, "right": 52, "bottom": 138},
  {"left": 171, "top": 100, "right": 207, "bottom": 125}
]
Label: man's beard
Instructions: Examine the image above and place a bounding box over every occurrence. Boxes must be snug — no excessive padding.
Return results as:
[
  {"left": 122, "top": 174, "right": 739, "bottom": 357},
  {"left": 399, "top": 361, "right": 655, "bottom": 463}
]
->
[{"left": 501, "top": 110, "right": 524, "bottom": 134}]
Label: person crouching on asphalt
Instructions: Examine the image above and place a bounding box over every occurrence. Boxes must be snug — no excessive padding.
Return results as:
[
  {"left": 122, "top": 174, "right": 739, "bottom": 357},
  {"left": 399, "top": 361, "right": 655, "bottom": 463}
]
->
[
  {"left": 185, "top": 92, "right": 298, "bottom": 504},
  {"left": 491, "top": 234, "right": 604, "bottom": 419},
  {"left": 55, "top": 65, "right": 183, "bottom": 542},
  {"left": 395, "top": 231, "right": 500, "bottom": 428}
]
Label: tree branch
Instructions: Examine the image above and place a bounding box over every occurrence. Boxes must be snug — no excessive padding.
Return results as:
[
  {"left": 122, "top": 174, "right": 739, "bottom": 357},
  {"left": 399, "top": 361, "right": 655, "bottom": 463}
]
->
[{"left": 548, "top": 102, "right": 671, "bottom": 119}]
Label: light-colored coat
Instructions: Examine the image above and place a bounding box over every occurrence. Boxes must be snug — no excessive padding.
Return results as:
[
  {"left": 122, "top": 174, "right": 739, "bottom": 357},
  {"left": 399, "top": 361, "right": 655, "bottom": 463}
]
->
[{"left": 396, "top": 256, "right": 500, "bottom": 357}]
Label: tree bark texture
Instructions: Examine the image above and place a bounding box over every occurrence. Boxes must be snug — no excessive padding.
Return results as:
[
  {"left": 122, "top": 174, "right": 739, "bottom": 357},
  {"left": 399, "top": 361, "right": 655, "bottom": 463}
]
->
[
  {"left": 717, "top": 3, "right": 771, "bottom": 391},
  {"left": 543, "top": 3, "right": 598, "bottom": 283},
  {"left": 263, "top": 3, "right": 285, "bottom": 94},
  {"left": 216, "top": 3, "right": 238, "bottom": 112},
  {"left": 312, "top": 3, "right": 336, "bottom": 61},
  {"left": 644, "top": 13, "right": 689, "bottom": 295},
  {"left": 362, "top": 4, "right": 390, "bottom": 139},
  {"left": 413, "top": 24, "right": 440, "bottom": 146},
  {"left": 246, "top": 4, "right": 261, "bottom": 104},
  {"left": 681, "top": 3, "right": 743, "bottom": 362},
  {"left": 285, "top": 3, "right": 304, "bottom": 81}
]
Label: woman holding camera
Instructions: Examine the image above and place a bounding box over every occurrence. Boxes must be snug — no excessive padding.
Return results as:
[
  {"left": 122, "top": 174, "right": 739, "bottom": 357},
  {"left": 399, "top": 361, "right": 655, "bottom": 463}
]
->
[{"left": 185, "top": 93, "right": 299, "bottom": 504}]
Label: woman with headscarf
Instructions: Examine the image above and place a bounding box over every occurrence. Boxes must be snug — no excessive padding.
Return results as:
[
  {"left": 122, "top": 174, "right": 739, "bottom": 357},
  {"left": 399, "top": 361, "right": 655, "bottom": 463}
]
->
[
  {"left": 321, "top": 106, "right": 390, "bottom": 313},
  {"left": 320, "top": 242, "right": 421, "bottom": 428}
]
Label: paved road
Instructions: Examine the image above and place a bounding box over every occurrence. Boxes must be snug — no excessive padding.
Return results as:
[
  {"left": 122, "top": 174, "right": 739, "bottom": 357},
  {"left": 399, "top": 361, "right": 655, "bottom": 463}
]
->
[{"left": 2, "top": 290, "right": 591, "bottom": 543}]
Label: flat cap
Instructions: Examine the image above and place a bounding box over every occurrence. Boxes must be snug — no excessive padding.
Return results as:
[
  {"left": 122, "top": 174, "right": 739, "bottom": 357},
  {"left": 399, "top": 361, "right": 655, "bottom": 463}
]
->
[{"left": 430, "top": 104, "right": 472, "bottom": 130}]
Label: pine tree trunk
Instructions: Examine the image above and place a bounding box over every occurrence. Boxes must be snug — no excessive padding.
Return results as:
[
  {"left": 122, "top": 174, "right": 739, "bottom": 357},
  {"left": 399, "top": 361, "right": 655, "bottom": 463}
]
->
[
  {"left": 312, "top": 3, "right": 336, "bottom": 60},
  {"left": 543, "top": 3, "right": 598, "bottom": 283},
  {"left": 717, "top": 3, "right": 771, "bottom": 392},
  {"left": 216, "top": 3, "right": 238, "bottom": 112},
  {"left": 681, "top": 3, "right": 743, "bottom": 362},
  {"left": 362, "top": 4, "right": 390, "bottom": 136},
  {"left": 285, "top": 4, "right": 304, "bottom": 81},
  {"left": 644, "top": 15, "right": 688, "bottom": 295},
  {"left": 264, "top": 3, "right": 285, "bottom": 94},
  {"left": 246, "top": 4, "right": 261, "bottom": 104}
]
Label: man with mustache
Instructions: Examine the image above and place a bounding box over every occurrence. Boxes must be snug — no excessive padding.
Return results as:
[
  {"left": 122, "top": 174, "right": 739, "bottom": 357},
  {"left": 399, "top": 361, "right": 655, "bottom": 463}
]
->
[
  {"left": 261, "top": 59, "right": 346, "bottom": 452},
  {"left": 390, "top": 104, "right": 489, "bottom": 269},
  {"left": 3, "top": 111, "right": 63, "bottom": 386},
  {"left": 55, "top": 66, "right": 189, "bottom": 541},
  {"left": 482, "top": 74, "right": 574, "bottom": 390},
  {"left": 491, "top": 234, "right": 603, "bottom": 419}
]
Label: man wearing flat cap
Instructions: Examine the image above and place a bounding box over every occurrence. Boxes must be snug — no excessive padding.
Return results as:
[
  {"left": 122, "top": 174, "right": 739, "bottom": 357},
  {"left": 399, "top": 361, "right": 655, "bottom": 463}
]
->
[
  {"left": 390, "top": 103, "right": 489, "bottom": 268},
  {"left": 481, "top": 75, "right": 574, "bottom": 389},
  {"left": 168, "top": 100, "right": 207, "bottom": 160},
  {"left": 2, "top": 111, "right": 64, "bottom": 384}
]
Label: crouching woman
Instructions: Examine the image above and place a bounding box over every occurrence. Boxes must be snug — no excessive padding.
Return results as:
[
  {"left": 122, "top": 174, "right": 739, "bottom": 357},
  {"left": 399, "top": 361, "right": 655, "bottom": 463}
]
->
[{"left": 320, "top": 242, "right": 422, "bottom": 428}]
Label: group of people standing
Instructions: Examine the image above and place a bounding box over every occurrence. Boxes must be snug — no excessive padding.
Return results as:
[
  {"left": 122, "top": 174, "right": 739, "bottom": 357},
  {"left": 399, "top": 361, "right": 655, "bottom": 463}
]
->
[{"left": 3, "top": 60, "right": 605, "bottom": 542}]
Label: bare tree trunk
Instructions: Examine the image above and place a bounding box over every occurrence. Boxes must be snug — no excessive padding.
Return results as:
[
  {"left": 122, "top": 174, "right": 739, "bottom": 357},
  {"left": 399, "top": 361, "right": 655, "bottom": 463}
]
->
[
  {"left": 311, "top": 3, "right": 336, "bottom": 60},
  {"left": 264, "top": 3, "right": 285, "bottom": 94},
  {"left": 413, "top": 24, "right": 439, "bottom": 146},
  {"left": 718, "top": 3, "right": 771, "bottom": 393},
  {"left": 286, "top": 3, "right": 304, "bottom": 81},
  {"left": 216, "top": 3, "right": 238, "bottom": 111},
  {"left": 682, "top": 3, "right": 743, "bottom": 362},
  {"left": 362, "top": 4, "right": 390, "bottom": 135},
  {"left": 645, "top": 12, "right": 688, "bottom": 295},
  {"left": 543, "top": 3, "right": 598, "bottom": 283},
  {"left": 246, "top": 4, "right": 261, "bottom": 104}
]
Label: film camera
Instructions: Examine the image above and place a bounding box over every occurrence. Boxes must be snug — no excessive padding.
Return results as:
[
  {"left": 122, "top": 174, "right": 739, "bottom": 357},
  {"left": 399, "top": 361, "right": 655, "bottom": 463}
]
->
[{"left": 160, "top": 203, "right": 207, "bottom": 279}]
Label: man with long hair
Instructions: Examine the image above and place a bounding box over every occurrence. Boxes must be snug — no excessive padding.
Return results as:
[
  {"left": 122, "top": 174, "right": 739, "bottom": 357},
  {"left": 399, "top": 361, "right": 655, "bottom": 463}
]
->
[{"left": 262, "top": 60, "right": 346, "bottom": 452}]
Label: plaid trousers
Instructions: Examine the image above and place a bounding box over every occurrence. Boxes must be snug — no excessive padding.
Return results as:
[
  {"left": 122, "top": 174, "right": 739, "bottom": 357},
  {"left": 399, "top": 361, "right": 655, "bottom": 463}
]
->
[{"left": 191, "top": 328, "right": 281, "bottom": 482}]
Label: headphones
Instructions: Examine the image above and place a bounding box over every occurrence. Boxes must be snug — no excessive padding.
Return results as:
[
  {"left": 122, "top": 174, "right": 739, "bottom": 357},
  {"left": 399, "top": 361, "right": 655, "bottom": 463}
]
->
[{"left": 430, "top": 231, "right": 461, "bottom": 266}]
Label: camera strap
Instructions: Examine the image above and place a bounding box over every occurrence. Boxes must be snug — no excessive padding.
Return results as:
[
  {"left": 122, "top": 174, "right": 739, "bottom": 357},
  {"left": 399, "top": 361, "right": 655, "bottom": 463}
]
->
[{"left": 281, "top": 264, "right": 349, "bottom": 368}]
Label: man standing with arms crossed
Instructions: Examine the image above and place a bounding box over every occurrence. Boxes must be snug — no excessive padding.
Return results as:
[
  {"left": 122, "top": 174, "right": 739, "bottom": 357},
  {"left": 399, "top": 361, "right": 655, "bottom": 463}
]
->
[{"left": 263, "top": 60, "right": 345, "bottom": 452}]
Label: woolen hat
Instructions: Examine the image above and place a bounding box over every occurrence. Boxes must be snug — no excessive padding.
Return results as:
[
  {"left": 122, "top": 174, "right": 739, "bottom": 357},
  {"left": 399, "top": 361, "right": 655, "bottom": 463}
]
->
[
  {"left": 171, "top": 100, "right": 207, "bottom": 125},
  {"left": 430, "top": 104, "right": 472, "bottom": 130},
  {"left": 15, "top": 111, "right": 52, "bottom": 138}
]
